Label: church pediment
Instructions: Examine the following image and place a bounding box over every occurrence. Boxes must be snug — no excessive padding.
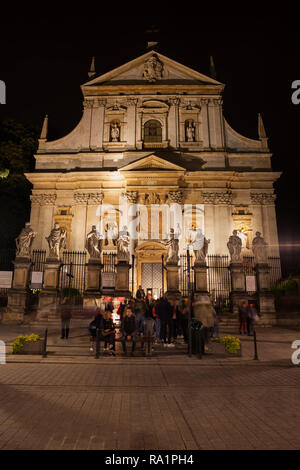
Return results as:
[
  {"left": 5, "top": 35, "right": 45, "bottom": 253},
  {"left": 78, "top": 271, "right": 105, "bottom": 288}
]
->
[
  {"left": 82, "top": 51, "right": 223, "bottom": 88},
  {"left": 119, "top": 154, "right": 186, "bottom": 172}
]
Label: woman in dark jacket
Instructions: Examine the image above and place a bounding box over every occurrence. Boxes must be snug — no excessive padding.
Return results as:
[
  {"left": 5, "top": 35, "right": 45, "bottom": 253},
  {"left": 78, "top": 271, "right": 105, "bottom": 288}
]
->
[
  {"left": 121, "top": 307, "right": 137, "bottom": 355},
  {"left": 238, "top": 301, "right": 248, "bottom": 335}
]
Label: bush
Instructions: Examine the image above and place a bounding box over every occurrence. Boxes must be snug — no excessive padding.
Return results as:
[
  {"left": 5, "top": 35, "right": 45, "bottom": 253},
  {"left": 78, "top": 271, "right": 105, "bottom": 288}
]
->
[
  {"left": 11, "top": 333, "right": 43, "bottom": 354},
  {"left": 271, "top": 275, "right": 299, "bottom": 297},
  {"left": 214, "top": 335, "right": 241, "bottom": 354}
]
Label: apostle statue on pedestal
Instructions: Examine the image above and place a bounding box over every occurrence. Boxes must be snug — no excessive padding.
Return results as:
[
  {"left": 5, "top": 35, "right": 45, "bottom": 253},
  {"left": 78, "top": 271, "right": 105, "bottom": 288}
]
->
[
  {"left": 191, "top": 228, "right": 210, "bottom": 264},
  {"left": 117, "top": 226, "right": 130, "bottom": 263},
  {"left": 85, "top": 225, "right": 102, "bottom": 260},
  {"left": 252, "top": 231, "right": 268, "bottom": 263},
  {"left": 46, "top": 222, "right": 67, "bottom": 259},
  {"left": 227, "top": 230, "right": 242, "bottom": 262},
  {"left": 15, "top": 222, "right": 36, "bottom": 258},
  {"left": 164, "top": 228, "right": 179, "bottom": 265}
]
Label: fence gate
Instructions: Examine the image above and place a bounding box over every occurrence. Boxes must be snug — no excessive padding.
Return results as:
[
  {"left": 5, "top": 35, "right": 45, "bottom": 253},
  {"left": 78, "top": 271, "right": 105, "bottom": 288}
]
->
[
  {"left": 59, "top": 251, "right": 87, "bottom": 295},
  {"left": 207, "top": 255, "right": 231, "bottom": 307}
]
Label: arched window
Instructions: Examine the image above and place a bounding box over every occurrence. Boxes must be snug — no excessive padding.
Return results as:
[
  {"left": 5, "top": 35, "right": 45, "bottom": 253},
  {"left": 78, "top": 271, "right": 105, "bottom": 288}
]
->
[{"left": 144, "top": 120, "right": 162, "bottom": 143}]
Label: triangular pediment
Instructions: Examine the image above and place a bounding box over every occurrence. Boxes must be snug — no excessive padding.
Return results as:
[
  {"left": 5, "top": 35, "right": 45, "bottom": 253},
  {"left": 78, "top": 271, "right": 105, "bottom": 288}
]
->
[
  {"left": 119, "top": 154, "right": 186, "bottom": 172},
  {"left": 83, "top": 51, "right": 223, "bottom": 88}
]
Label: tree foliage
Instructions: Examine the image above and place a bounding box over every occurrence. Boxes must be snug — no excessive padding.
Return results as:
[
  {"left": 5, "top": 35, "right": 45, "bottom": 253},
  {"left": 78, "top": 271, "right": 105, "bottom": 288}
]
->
[{"left": 0, "top": 119, "right": 39, "bottom": 248}]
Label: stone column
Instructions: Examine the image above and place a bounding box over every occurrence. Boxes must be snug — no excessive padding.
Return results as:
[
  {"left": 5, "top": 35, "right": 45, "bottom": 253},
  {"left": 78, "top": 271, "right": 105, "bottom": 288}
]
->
[
  {"left": 37, "top": 194, "right": 57, "bottom": 251},
  {"left": 90, "top": 99, "right": 106, "bottom": 150},
  {"left": 71, "top": 193, "right": 89, "bottom": 251},
  {"left": 229, "top": 262, "right": 247, "bottom": 313},
  {"left": 3, "top": 257, "right": 32, "bottom": 324},
  {"left": 29, "top": 195, "right": 41, "bottom": 250},
  {"left": 200, "top": 99, "right": 210, "bottom": 149},
  {"left": 126, "top": 98, "right": 137, "bottom": 149},
  {"left": 85, "top": 259, "right": 102, "bottom": 295},
  {"left": 168, "top": 97, "right": 180, "bottom": 149}
]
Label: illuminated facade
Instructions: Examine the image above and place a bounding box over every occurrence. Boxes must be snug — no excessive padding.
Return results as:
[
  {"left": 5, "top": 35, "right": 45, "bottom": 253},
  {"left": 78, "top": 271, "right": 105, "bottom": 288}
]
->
[{"left": 26, "top": 50, "right": 281, "bottom": 295}]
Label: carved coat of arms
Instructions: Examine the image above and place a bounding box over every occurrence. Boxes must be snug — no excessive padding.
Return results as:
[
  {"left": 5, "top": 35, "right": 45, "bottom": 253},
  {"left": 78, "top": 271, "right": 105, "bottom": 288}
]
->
[{"left": 143, "top": 55, "right": 164, "bottom": 82}]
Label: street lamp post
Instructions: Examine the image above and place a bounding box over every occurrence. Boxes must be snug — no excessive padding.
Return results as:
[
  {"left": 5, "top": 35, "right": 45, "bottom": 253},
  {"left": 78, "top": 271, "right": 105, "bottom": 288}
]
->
[{"left": 187, "top": 247, "right": 192, "bottom": 357}]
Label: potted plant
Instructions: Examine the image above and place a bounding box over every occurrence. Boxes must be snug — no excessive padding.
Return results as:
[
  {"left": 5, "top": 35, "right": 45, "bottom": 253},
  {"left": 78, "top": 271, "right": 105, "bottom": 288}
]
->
[{"left": 11, "top": 333, "right": 44, "bottom": 355}]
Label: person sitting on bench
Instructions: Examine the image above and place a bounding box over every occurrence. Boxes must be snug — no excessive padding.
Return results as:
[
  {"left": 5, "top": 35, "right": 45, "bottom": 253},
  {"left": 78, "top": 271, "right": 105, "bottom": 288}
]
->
[
  {"left": 102, "top": 310, "right": 116, "bottom": 356},
  {"left": 121, "top": 307, "right": 137, "bottom": 356}
]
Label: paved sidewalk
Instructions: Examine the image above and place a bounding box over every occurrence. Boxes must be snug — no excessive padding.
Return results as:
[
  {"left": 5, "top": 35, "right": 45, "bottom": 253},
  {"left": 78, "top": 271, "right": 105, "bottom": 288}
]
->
[{"left": 0, "top": 325, "right": 299, "bottom": 449}]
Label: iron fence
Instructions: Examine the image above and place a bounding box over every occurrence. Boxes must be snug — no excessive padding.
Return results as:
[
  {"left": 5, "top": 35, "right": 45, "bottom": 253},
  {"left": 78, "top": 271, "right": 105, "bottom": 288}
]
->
[
  {"left": 102, "top": 252, "right": 117, "bottom": 272},
  {"left": 207, "top": 255, "right": 231, "bottom": 306},
  {"left": 60, "top": 251, "right": 87, "bottom": 294},
  {"left": 179, "top": 254, "right": 194, "bottom": 297}
]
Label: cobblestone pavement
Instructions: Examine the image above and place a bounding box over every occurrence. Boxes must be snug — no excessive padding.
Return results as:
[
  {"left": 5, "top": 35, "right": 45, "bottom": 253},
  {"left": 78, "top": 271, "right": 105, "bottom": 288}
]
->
[
  {"left": 0, "top": 325, "right": 300, "bottom": 450},
  {"left": 0, "top": 359, "right": 300, "bottom": 449}
]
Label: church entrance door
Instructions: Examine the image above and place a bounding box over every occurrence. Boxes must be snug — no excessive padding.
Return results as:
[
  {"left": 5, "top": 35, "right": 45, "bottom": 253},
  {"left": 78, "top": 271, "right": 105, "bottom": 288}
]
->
[{"left": 142, "top": 263, "right": 162, "bottom": 299}]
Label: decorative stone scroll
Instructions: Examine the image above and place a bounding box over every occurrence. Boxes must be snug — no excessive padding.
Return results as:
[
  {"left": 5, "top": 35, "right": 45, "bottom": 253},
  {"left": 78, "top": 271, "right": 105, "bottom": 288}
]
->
[
  {"left": 167, "top": 190, "right": 183, "bottom": 204},
  {"left": 30, "top": 193, "right": 57, "bottom": 205},
  {"left": 250, "top": 192, "right": 276, "bottom": 205},
  {"left": 122, "top": 191, "right": 138, "bottom": 204},
  {"left": 88, "top": 192, "right": 104, "bottom": 205},
  {"left": 202, "top": 191, "right": 233, "bottom": 205},
  {"left": 73, "top": 192, "right": 104, "bottom": 205}
]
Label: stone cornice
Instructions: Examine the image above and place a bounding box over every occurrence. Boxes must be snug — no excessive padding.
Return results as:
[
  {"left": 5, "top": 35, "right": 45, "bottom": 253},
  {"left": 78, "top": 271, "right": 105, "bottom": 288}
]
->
[{"left": 30, "top": 193, "right": 57, "bottom": 205}]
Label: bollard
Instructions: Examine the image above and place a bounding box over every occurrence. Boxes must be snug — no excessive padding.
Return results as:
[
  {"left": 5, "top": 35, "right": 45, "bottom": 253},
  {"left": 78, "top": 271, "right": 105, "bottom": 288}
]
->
[
  {"left": 253, "top": 329, "right": 259, "bottom": 360},
  {"left": 42, "top": 328, "right": 48, "bottom": 358},
  {"left": 147, "top": 331, "right": 151, "bottom": 357},
  {"left": 95, "top": 328, "right": 100, "bottom": 359},
  {"left": 198, "top": 329, "right": 202, "bottom": 359}
]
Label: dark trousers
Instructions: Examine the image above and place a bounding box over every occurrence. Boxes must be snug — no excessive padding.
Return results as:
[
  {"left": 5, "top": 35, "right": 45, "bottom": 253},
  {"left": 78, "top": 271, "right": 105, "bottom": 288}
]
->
[
  {"left": 103, "top": 332, "right": 116, "bottom": 350},
  {"left": 171, "top": 318, "right": 177, "bottom": 340},
  {"left": 180, "top": 318, "right": 188, "bottom": 342},
  {"left": 121, "top": 334, "right": 136, "bottom": 352},
  {"left": 160, "top": 319, "right": 172, "bottom": 344},
  {"left": 61, "top": 319, "right": 70, "bottom": 338},
  {"left": 246, "top": 317, "right": 252, "bottom": 335},
  {"left": 239, "top": 318, "right": 247, "bottom": 333}
]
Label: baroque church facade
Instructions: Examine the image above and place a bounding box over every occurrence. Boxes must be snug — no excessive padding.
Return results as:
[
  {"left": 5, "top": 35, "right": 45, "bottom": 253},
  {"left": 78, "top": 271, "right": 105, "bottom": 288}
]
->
[{"left": 26, "top": 50, "right": 281, "bottom": 296}]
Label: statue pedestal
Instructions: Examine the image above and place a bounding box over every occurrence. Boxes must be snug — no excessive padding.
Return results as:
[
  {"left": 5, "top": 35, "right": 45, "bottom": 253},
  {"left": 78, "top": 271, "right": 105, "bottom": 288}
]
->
[
  {"left": 193, "top": 262, "right": 212, "bottom": 307},
  {"left": 3, "top": 257, "right": 31, "bottom": 324},
  {"left": 37, "top": 258, "right": 60, "bottom": 320},
  {"left": 229, "top": 262, "right": 247, "bottom": 313},
  {"left": 255, "top": 263, "right": 275, "bottom": 314},
  {"left": 166, "top": 263, "right": 180, "bottom": 301},
  {"left": 193, "top": 262, "right": 208, "bottom": 293},
  {"left": 85, "top": 259, "right": 101, "bottom": 295},
  {"left": 115, "top": 261, "right": 131, "bottom": 298}
]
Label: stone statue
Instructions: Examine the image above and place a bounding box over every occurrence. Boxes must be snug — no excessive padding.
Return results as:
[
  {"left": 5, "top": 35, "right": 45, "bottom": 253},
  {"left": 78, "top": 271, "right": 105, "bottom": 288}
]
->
[
  {"left": 104, "top": 222, "right": 118, "bottom": 247},
  {"left": 191, "top": 228, "right": 210, "bottom": 264},
  {"left": 110, "top": 122, "right": 120, "bottom": 142},
  {"left": 186, "top": 123, "right": 195, "bottom": 142},
  {"left": 143, "top": 55, "right": 164, "bottom": 82},
  {"left": 117, "top": 226, "right": 130, "bottom": 262},
  {"left": 164, "top": 228, "right": 179, "bottom": 264},
  {"left": 85, "top": 225, "right": 102, "bottom": 260},
  {"left": 227, "top": 230, "right": 242, "bottom": 262},
  {"left": 15, "top": 222, "right": 36, "bottom": 258},
  {"left": 46, "top": 222, "right": 66, "bottom": 259},
  {"left": 252, "top": 231, "right": 268, "bottom": 263}
]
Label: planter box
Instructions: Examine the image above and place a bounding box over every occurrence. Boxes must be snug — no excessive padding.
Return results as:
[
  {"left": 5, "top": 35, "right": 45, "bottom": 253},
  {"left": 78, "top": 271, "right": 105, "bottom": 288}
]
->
[
  {"left": 20, "top": 340, "right": 44, "bottom": 355},
  {"left": 211, "top": 340, "right": 242, "bottom": 357}
]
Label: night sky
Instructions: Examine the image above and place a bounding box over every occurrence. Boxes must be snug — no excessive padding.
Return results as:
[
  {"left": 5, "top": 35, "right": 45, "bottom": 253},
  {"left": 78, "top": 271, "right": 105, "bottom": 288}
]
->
[{"left": 0, "top": 15, "right": 299, "bottom": 275}]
